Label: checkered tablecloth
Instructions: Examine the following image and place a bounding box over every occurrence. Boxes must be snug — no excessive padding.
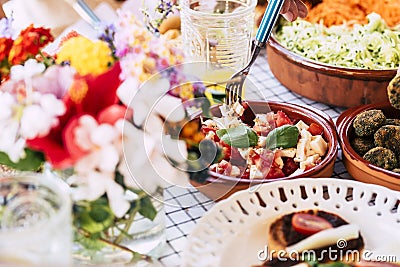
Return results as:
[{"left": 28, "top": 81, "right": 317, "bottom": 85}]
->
[{"left": 159, "top": 50, "right": 352, "bottom": 267}]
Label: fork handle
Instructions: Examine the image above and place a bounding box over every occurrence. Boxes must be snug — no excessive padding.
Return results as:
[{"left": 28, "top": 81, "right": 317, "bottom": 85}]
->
[
  {"left": 68, "top": 0, "right": 101, "bottom": 29},
  {"left": 255, "top": 0, "right": 285, "bottom": 45}
]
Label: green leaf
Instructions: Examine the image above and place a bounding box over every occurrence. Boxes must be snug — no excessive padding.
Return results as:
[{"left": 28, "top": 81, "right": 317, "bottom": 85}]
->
[
  {"left": 74, "top": 230, "right": 106, "bottom": 251},
  {"left": 139, "top": 196, "right": 157, "bottom": 221},
  {"left": 265, "top": 125, "right": 299, "bottom": 149},
  {"left": 216, "top": 125, "right": 258, "bottom": 148},
  {"left": 0, "top": 149, "right": 44, "bottom": 171},
  {"left": 74, "top": 199, "right": 114, "bottom": 234}
]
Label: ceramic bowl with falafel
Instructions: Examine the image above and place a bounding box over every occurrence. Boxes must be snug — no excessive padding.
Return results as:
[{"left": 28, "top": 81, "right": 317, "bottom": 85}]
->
[{"left": 337, "top": 103, "right": 400, "bottom": 191}]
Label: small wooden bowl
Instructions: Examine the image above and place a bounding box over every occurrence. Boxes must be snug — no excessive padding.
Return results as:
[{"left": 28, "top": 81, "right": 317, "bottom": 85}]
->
[
  {"left": 336, "top": 103, "right": 400, "bottom": 191},
  {"left": 266, "top": 36, "right": 397, "bottom": 108},
  {"left": 190, "top": 100, "right": 338, "bottom": 201}
]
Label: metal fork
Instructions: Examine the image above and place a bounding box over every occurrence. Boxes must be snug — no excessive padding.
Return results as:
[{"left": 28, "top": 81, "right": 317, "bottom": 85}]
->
[
  {"left": 64, "top": 0, "right": 102, "bottom": 29},
  {"left": 225, "top": 0, "right": 286, "bottom": 105}
]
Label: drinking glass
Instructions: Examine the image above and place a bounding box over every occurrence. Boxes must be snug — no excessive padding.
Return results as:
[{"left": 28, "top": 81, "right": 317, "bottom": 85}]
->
[
  {"left": 180, "top": 0, "right": 257, "bottom": 70},
  {"left": 0, "top": 172, "right": 72, "bottom": 266}
]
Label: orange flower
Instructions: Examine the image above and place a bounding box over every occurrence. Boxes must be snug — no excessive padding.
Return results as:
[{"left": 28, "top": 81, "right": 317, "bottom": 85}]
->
[
  {"left": 8, "top": 24, "right": 54, "bottom": 65},
  {"left": 0, "top": 37, "right": 13, "bottom": 62}
]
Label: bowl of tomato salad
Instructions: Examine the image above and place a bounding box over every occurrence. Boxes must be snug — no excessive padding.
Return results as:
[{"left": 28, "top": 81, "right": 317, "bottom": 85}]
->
[{"left": 187, "top": 100, "right": 338, "bottom": 201}]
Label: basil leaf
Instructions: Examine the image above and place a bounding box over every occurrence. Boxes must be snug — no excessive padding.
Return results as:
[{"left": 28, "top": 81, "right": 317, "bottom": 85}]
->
[
  {"left": 216, "top": 125, "right": 258, "bottom": 148},
  {"left": 266, "top": 125, "right": 299, "bottom": 149}
]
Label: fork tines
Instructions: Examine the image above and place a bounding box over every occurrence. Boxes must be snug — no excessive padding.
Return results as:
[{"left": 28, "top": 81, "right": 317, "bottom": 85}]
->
[{"left": 225, "top": 75, "right": 246, "bottom": 105}]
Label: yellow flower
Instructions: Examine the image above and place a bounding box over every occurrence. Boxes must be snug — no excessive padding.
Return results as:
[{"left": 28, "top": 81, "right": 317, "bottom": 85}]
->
[{"left": 56, "top": 36, "right": 114, "bottom": 76}]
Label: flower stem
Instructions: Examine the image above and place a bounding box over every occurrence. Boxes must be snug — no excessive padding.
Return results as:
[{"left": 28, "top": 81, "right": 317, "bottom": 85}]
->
[
  {"left": 114, "top": 195, "right": 143, "bottom": 244},
  {"left": 77, "top": 228, "right": 153, "bottom": 263}
]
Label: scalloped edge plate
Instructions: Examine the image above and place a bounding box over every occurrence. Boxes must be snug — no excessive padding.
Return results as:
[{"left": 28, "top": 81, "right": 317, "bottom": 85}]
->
[{"left": 182, "top": 178, "right": 400, "bottom": 267}]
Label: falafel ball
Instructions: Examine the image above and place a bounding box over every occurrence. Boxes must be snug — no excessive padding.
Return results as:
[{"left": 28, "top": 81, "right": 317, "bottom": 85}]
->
[
  {"left": 385, "top": 118, "right": 400, "bottom": 126},
  {"left": 363, "top": 147, "right": 398, "bottom": 170},
  {"left": 374, "top": 125, "right": 400, "bottom": 155},
  {"left": 351, "top": 137, "right": 375, "bottom": 156},
  {"left": 387, "top": 74, "right": 400, "bottom": 110},
  {"left": 353, "top": 109, "right": 386, "bottom": 137}
]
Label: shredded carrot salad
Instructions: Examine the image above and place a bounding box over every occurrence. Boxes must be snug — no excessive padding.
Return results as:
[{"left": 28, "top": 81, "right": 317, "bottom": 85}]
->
[{"left": 305, "top": 0, "right": 400, "bottom": 27}]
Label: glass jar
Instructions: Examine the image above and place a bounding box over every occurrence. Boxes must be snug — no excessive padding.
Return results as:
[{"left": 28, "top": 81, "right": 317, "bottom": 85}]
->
[
  {"left": 0, "top": 172, "right": 72, "bottom": 266},
  {"left": 72, "top": 186, "right": 166, "bottom": 265},
  {"left": 180, "top": 0, "right": 257, "bottom": 70}
]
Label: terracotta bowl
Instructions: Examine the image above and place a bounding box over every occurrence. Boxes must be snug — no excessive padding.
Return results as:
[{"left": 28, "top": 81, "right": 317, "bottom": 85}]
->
[
  {"left": 190, "top": 100, "right": 338, "bottom": 201},
  {"left": 266, "top": 35, "right": 397, "bottom": 108},
  {"left": 336, "top": 103, "right": 400, "bottom": 191}
]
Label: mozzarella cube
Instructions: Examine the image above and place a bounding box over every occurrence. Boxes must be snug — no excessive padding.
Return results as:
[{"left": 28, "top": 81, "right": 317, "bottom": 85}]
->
[
  {"left": 230, "top": 166, "right": 241, "bottom": 177},
  {"left": 232, "top": 102, "right": 245, "bottom": 116},
  {"left": 254, "top": 114, "right": 268, "bottom": 125},
  {"left": 295, "top": 120, "right": 309, "bottom": 132},
  {"left": 250, "top": 165, "right": 264, "bottom": 179},
  {"left": 299, "top": 154, "right": 321, "bottom": 170},
  {"left": 205, "top": 131, "right": 215, "bottom": 140},
  {"left": 295, "top": 129, "right": 316, "bottom": 161},
  {"left": 258, "top": 136, "right": 267, "bottom": 147},
  {"left": 238, "top": 148, "right": 251, "bottom": 160},
  {"left": 310, "top": 135, "right": 328, "bottom": 156},
  {"left": 275, "top": 156, "right": 284, "bottom": 169},
  {"left": 280, "top": 148, "right": 297, "bottom": 158},
  {"left": 203, "top": 119, "right": 217, "bottom": 128}
]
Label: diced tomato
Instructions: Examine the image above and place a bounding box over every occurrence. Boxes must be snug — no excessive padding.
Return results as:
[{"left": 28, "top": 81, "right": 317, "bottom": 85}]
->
[
  {"left": 265, "top": 164, "right": 285, "bottom": 179},
  {"left": 275, "top": 110, "right": 293, "bottom": 127},
  {"left": 282, "top": 158, "right": 299, "bottom": 176},
  {"left": 201, "top": 126, "right": 220, "bottom": 141},
  {"left": 259, "top": 150, "right": 284, "bottom": 179},
  {"left": 219, "top": 141, "right": 231, "bottom": 161},
  {"left": 248, "top": 149, "right": 261, "bottom": 165},
  {"left": 241, "top": 167, "right": 250, "bottom": 179},
  {"left": 216, "top": 160, "right": 232, "bottom": 176},
  {"left": 291, "top": 213, "right": 333, "bottom": 236},
  {"left": 308, "top": 123, "right": 324, "bottom": 136}
]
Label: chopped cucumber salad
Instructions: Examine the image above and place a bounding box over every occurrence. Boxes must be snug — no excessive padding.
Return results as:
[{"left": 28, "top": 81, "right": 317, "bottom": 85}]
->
[{"left": 275, "top": 13, "right": 400, "bottom": 70}]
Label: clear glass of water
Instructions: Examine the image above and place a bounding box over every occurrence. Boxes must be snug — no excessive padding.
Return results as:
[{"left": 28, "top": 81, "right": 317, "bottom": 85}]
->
[
  {"left": 0, "top": 172, "right": 72, "bottom": 266},
  {"left": 180, "top": 0, "right": 257, "bottom": 70}
]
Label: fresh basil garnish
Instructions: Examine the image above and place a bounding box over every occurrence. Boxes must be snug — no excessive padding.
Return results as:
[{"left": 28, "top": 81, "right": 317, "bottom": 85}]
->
[
  {"left": 266, "top": 125, "right": 299, "bottom": 149},
  {"left": 216, "top": 125, "right": 258, "bottom": 148}
]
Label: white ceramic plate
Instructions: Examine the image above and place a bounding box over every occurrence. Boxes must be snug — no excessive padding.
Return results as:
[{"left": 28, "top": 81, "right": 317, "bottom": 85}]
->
[{"left": 182, "top": 178, "right": 400, "bottom": 267}]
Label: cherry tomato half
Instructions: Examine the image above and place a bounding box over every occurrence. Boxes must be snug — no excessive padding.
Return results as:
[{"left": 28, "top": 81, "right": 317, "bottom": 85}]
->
[{"left": 291, "top": 213, "right": 333, "bottom": 236}]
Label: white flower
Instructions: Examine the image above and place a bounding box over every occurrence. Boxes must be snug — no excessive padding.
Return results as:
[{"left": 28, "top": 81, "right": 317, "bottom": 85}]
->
[
  {"left": 19, "top": 93, "right": 66, "bottom": 139},
  {"left": 0, "top": 119, "right": 26, "bottom": 162},
  {"left": 119, "top": 119, "right": 189, "bottom": 194},
  {"left": 68, "top": 171, "right": 130, "bottom": 218},
  {"left": 0, "top": 92, "right": 26, "bottom": 162},
  {"left": 10, "top": 59, "right": 45, "bottom": 81},
  {"left": 118, "top": 76, "right": 185, "bottom": 127},
  {"left": 68, "top": 115, "right": 130, "bottom": 217},
  {"left": 20, "top": 92, "right": 66, "bottom": 139}
]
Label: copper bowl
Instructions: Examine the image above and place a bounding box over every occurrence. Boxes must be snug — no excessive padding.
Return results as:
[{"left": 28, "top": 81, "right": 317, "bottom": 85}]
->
[
  {"left": 266, "top": 35, "right": 397, "bottom": 108},
  {"left": 336, "top": 103, "right": 400, "bottom": 191},
  {"left": 190, "top": 100, "right": 338, "bottom": 201}
]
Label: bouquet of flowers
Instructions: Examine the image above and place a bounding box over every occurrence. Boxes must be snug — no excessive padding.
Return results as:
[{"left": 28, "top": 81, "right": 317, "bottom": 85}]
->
[{"left": 0, "top": 5, "right": 200, "bottom": 262}]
